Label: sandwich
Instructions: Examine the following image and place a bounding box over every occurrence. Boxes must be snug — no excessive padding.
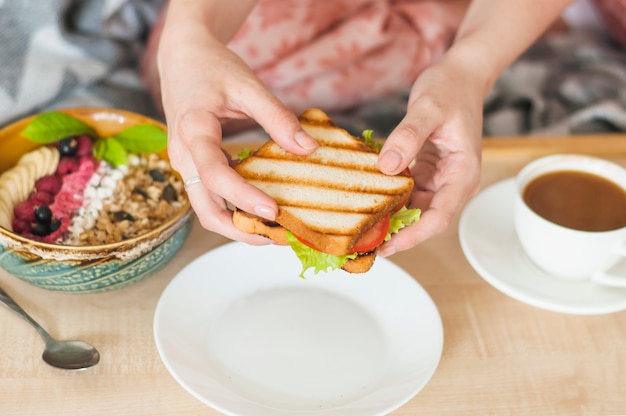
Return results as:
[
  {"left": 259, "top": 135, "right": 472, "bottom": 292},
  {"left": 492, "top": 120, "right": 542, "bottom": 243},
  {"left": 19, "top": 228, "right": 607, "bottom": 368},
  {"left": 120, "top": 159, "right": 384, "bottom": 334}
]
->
[{"left": 232, "top": 108, "right": 421, "bottom": 277}]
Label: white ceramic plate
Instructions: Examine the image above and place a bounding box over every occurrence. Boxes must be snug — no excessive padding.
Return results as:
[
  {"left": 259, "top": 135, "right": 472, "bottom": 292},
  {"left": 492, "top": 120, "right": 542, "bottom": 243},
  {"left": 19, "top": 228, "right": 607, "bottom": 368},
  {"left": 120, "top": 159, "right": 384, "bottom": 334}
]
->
[
  {"left": 154, "top": 242, "right": 443, "bottom": 416},
  {"left": 459, "top": 178, "right": 626, "bottom": 315}
]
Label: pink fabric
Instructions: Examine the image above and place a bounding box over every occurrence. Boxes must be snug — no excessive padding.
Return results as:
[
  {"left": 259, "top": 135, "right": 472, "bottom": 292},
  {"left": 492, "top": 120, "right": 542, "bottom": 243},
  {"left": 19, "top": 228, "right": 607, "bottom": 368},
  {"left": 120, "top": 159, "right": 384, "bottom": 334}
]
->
[
  {"left": 142, "top": 0, "right": 468, "bottom": 114},
  {"left": 593, "top": 0, "right": 626, "bottom": 48},
  {"left": 229, "top": 0, "right": 468, "bottom": 112}
]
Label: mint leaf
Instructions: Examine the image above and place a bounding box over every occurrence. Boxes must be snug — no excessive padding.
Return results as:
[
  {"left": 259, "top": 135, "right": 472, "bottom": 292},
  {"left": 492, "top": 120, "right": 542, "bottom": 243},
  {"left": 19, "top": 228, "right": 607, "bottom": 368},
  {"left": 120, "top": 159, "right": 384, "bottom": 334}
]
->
[
  {"left": 111, "top": 124, "right": 167, "bottom": 153},
  {"left": 94, "top": 138, "right": 128, "bottom": 167},
  {"left": 21, "top": 111, "right": 95, "bottom": 144}
]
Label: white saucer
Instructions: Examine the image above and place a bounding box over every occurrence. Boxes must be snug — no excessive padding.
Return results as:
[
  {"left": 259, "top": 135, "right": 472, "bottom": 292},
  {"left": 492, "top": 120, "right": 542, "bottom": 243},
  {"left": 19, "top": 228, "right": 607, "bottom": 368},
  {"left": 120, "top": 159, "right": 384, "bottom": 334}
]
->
[
  {"left": 154, "top": 242, "right": 443, "bottom": 416},
  {"left": 459, "top": 178, "right": 626, "bottom": 315}
]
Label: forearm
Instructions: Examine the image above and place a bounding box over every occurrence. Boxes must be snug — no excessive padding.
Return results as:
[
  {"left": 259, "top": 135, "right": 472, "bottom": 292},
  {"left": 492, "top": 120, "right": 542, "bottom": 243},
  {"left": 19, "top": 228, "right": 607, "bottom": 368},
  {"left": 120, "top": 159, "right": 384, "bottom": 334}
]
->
[
  {"left": 445, "top": 0, "right": 574, "bottom": 95},
  {"left": 164, "top": 0, "right": 259, "bottom": 43}
]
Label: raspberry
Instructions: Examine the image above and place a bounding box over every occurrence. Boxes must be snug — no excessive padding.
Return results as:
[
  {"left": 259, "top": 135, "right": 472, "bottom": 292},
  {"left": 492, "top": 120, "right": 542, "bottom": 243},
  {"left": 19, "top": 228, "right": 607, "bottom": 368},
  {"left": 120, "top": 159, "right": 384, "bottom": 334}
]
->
[
  {"left": 76, "top": 135, "right": 94, "bottom": 157},
  {"left": 13, "top": 200, "right": 36, "bottom": 222},
  {"left": 30, "top": 191, "right": 54, "bottom": 206},
  {"left": 35, "top": 175, "right": 62, "bottom": 195},
  {"left": 11, "top": 217, "right": 29, "bottom": 234},
  {"left": 21, "top": 232, "right": 40, "bottom": 242},
  {"left": 56, "top": 157, "right": 80, "bottom": 176}
]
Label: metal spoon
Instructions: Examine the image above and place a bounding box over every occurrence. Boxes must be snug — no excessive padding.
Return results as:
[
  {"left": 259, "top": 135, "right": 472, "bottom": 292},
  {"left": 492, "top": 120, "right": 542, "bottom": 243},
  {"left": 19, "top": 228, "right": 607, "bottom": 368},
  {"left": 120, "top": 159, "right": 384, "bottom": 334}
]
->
[{"left": 0, "top": 284, "right": 100, "bottom": 370}]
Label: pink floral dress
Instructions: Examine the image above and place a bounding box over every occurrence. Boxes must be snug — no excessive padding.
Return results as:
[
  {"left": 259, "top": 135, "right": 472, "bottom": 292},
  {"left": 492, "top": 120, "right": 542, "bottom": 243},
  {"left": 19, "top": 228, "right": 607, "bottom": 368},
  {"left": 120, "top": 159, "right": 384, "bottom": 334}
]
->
[
  {"left": 227, "top": 0, "right": 467, "bottom": 112},
  {"left": 142, "top": 0, "right": 468, "bottom": 114}
]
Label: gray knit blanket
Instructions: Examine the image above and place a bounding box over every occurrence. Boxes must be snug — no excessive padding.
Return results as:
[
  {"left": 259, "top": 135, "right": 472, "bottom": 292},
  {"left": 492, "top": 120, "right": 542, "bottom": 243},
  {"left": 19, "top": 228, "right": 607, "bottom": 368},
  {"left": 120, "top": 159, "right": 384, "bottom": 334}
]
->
[
  {"left": 330, "top": 31, "right": 626, "bottom": 138},
  {"left": 1, "top": 0, "right": 625, "bottom": 139},
  {"left": 0, "top": 0, "right": 163, "bottom": 126}
]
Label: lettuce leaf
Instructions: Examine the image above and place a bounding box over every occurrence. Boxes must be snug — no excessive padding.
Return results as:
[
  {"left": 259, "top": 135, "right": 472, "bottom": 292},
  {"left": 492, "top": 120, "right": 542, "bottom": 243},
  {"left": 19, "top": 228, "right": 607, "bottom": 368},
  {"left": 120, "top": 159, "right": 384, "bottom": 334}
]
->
[
  {"left": 285, "top": 206, "right": 421, "bottom": 278},
  {"left": 385, "top": 207, "right": 421, "bottom": 241},
  {"left": 286, "top": 231, "right": 357, "bottom": 279},
  {"left": 237, "top": 147, "right": 252, "bottom": 161},
  {"left": 360, "top": 129, "right": 382, "bottom": 153}
]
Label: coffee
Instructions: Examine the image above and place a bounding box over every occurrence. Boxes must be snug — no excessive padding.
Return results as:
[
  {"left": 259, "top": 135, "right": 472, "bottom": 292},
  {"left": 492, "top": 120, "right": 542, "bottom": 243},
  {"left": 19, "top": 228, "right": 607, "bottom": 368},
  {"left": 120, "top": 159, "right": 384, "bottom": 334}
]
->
[{"left": 523, "top": 170, "right": 626, "bottom": 232}]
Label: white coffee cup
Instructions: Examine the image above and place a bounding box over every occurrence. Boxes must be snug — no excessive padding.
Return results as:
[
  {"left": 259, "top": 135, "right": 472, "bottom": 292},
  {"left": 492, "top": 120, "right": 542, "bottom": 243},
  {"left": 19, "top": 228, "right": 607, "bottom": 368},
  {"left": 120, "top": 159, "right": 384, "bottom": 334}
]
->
[{"left": 514, "top": 154, "right": 626, "bottom": 286}]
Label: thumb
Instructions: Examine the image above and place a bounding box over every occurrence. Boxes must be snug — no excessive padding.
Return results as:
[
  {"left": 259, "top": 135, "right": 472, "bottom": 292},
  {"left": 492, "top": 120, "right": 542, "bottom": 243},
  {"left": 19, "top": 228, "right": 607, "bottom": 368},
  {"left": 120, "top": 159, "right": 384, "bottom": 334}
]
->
[{"left": 378, "top": 122, "right": 427, "bottom": 175}]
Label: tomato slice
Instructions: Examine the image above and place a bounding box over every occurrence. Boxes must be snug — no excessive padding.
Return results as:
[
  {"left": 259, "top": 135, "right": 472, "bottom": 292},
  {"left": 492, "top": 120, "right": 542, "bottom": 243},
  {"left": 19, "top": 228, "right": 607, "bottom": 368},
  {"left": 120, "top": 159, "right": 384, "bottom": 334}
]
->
[
  {"left": 294, "top": 214, "right": 390, "bottom": 254},
  {"left": 294, "top": 198, "right": 412, "bottom": 254},
  {"left": 295, "top": 235, "right": 319, "bottom": 251},
  {"left": 349, "top": 213, "right": 390, "bottom": 253}
]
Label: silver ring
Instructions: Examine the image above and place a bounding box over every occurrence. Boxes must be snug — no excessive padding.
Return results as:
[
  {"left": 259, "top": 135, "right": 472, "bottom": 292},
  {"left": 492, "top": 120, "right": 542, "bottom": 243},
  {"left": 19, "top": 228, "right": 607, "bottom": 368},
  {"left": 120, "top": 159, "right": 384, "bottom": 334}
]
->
[{"left": 184, "top": 176, "right": 201, "bottom": 189}]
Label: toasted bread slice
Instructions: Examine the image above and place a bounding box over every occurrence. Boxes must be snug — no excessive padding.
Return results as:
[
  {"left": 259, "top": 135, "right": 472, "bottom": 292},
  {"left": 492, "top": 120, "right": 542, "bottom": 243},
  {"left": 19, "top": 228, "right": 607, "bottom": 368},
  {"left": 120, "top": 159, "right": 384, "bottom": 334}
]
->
[{"left": 233, "top": 108, "right": 414, "bottom": 270}]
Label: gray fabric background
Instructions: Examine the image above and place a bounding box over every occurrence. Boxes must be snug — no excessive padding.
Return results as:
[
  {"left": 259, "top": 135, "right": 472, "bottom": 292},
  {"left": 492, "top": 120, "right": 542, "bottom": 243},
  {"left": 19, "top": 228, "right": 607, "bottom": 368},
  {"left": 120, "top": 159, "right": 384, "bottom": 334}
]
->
[
  {"left": 331, "top": 31, "right": 626, "bottom": 138},
  {"left": 0, "top": 0, "right": 163, "bottom": 126}
]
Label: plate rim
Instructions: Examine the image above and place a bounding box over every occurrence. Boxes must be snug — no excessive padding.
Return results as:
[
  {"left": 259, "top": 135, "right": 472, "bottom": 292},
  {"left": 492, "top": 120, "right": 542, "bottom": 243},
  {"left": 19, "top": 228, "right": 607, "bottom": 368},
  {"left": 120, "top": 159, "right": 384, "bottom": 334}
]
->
[
  {"left": 459, "top": 178, "right": 626, "bottom": 315},
  {"left": 153, "top": 242, "right": 444, "bottom": 416}
]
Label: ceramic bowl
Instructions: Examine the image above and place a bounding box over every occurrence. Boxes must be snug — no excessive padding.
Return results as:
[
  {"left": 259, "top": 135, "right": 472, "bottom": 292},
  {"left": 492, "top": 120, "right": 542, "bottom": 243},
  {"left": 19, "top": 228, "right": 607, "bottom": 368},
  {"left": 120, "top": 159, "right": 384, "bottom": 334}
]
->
[{"left": 0, "top": 108, "right": 193, "bottom": 293}]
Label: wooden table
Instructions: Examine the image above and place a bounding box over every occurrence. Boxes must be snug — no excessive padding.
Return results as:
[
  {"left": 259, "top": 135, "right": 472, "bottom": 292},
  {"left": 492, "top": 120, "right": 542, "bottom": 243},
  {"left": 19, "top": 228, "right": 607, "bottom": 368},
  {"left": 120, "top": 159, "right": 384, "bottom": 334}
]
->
[{"left": 1, "top": 135, "right": 626, "bottom": 416}]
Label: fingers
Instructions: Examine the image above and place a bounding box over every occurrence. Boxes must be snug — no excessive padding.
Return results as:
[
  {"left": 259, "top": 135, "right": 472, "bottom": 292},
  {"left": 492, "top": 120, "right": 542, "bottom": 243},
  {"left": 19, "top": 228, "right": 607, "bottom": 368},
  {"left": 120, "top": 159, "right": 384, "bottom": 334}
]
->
[
  {"left": 168, "top": 112, "right": 276, "bottom": 244},
  {"left": 378, "top": 107, "right": 442, "bottom": 175},
  {"left": 190, "top": 139, "right": 278, "bottom": 220},
  {"left": 379, "top": 154, "right": 481, "bottom": 257},
  {"left": 184, "top": 178, "right": 272, "bottom": 245},
  {"left": 376, "top": 96, "right": 481, "bottom": 256},
  {"left": 243, "top": 90, "right": 318, "bottom": 155},
  {"left": 378, "top": 188, "right": 458, "bottom": 257}
]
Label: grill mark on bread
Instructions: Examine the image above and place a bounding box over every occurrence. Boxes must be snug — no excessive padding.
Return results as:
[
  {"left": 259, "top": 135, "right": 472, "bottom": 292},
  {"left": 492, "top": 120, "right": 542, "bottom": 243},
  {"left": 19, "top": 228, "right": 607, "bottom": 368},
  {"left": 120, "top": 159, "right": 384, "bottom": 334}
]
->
[
  {"left": 255, "top": 142, "right": 379, "bottom": 170},
  {"left": 261, "top": 219, "right": 282, "bottom": 227},
  {"left": 281, "top": 207, "right": 371, "bottom": 234},
  {"left": 246, "top": 180, "right": 394, "bottom": 213},
  {"left": 237, "top": 159, "right": 409, "bottom": 193},
  {"left": 301, "top": 125, "right": 372, "bottom": 151}
]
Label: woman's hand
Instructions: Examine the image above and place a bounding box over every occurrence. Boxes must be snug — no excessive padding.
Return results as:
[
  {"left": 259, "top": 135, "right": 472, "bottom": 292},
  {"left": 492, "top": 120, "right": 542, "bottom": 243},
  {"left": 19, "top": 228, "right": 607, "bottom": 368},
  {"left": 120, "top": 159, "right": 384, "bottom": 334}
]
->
[
  {"left": 157, "top": 3, "right": 317, "bottom": 243},
  {"left": 376, "top": 0, "right": 573, "bottom": 255},
  {"left": 377, "top": 55, "right": 484, "bottom": 256}
]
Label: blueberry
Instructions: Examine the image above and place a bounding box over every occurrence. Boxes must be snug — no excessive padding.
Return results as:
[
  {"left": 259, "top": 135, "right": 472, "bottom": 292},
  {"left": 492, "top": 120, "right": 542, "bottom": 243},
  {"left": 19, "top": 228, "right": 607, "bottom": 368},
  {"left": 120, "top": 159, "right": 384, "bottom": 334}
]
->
[
  {"left": 49, "top": 217, "right": 61, "bottom": 232},
  {"left": 31, "top": 222, "right": 50, "bottom": 236},
  {"left": 58, "top": 137, "right": 78, "bottom": 156},
  {"left": 34, "top": 206, "right": 52, "bottom": 224}
]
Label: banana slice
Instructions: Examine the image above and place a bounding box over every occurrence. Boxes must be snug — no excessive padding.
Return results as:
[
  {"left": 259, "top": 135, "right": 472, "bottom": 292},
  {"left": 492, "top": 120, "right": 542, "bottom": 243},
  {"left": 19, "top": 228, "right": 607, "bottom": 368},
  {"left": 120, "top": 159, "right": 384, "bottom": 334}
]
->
[
  {"left": 0, "top": 146, "right": 61, "bottom": 230},
  {"left": 2, "top": 169, "right": 29, "bottom": 203},
  {"left": 0, "top": 193, "right": 12, "bottom": 228},
  {"left": 0, "top": 210, "right": 10, "bottom": 230}
]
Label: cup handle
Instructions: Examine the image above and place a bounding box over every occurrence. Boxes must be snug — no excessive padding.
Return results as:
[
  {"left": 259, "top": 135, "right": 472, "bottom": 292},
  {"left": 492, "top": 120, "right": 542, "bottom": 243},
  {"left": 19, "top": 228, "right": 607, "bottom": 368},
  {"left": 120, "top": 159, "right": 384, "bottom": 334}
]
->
[{"left": 590, "top": 241, "right": 626, "bottom": 287}]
